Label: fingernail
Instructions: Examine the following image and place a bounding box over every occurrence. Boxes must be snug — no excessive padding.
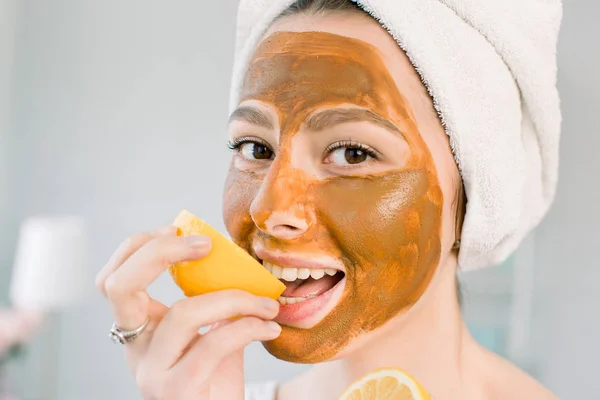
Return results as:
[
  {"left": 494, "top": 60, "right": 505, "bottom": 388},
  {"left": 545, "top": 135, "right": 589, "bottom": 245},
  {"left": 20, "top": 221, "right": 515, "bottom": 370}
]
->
[
  {"left": 184, "top": 235, "right": 211, "bottom": 248},
  {"left": 266, "top": 321, "right": 281, "bottom": 334},
  {"left": 263, "top": 298, "right": 279, "bottom": 312}
]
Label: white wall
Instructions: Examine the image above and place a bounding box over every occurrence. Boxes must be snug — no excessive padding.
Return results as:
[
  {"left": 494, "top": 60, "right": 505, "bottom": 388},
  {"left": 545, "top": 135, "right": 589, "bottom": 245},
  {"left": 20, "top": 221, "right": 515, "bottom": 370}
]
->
[
  {"left": 0, "top": 0, "right": 16, "bottom": 296},
  {"left": 533, "top": 2, "right": 600, "bottom": 398},
  {"left": 0, "top": 0, "right": 14, "bottom": 198},
  {"left": 3, "top": 0, "right": 599, "bottom": 399}
]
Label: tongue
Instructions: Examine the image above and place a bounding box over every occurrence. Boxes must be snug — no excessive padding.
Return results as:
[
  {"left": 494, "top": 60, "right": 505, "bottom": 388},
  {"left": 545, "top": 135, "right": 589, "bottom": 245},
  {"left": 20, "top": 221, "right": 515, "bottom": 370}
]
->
[{"left": 281, "top": 274, "right": 340, "bottom": 298}]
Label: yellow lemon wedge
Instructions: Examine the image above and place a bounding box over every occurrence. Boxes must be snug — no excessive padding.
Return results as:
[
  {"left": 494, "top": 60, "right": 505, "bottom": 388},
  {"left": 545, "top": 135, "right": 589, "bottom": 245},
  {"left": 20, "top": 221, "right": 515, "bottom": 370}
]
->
[
  {"left": 169, "top": 210, "right": 286, "bottom": 300},
  {"left": 339, "top": 368, "right": 431, "bottom": 400}
]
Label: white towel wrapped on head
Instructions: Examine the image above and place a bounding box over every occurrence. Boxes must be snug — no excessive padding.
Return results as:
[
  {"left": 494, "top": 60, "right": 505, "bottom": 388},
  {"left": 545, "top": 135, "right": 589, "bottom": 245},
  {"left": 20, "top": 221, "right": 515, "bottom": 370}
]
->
[{"left": 229, "top": 0, "right": 563, "bottom": 271}]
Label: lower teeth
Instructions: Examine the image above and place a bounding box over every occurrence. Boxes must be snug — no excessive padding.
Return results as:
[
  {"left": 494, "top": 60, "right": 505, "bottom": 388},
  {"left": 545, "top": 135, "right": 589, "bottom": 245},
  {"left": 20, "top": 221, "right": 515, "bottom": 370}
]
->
[{"left": 278, "top": 295, "right": 316, "bottom": 305}]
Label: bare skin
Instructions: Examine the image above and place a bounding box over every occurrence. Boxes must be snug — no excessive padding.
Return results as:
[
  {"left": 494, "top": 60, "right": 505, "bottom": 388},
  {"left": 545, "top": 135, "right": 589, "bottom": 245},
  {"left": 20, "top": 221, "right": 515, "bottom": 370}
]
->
[{"left": 96, "top": 10, "right": 557, "bottom": 400}]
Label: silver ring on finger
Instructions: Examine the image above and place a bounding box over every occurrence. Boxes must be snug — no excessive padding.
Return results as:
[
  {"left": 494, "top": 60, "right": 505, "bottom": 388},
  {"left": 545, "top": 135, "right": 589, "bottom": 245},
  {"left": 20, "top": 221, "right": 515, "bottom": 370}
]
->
[{"left": 109, "top": 317, "right": 150, "bottom": 345}]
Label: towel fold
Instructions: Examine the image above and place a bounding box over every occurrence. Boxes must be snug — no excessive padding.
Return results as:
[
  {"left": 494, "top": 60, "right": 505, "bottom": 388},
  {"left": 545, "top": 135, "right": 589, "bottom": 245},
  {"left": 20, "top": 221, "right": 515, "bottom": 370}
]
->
[{"left": 229, "top": 0, "right": 563, "bottom": 271}]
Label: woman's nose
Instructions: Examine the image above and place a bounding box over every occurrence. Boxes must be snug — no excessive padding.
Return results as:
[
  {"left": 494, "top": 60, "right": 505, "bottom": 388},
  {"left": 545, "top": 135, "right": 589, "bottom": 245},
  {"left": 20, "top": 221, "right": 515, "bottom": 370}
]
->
[
  {"left": 250, "top": 164, "right": 312, "bottom": 240},
  {"left": 260, "top": 210, "right": 309, "bottom": 240}
]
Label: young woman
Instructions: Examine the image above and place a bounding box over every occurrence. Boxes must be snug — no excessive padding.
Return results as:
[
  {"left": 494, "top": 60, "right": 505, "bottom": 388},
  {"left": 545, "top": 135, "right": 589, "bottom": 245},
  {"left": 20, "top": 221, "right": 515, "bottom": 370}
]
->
[{"left": 96, "top": 0, "right": 562, "bottom": 398}]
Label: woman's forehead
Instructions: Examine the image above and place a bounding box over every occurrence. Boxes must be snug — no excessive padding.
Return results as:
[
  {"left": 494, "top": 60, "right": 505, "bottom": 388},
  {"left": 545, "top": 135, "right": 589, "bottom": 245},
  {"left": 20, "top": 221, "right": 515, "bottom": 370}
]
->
[
  {"left": 241, "top": 32, "right": 387, "bottom": 106},
  {"left": 261, "top": 13, "right": 428, "bottom": 100}
]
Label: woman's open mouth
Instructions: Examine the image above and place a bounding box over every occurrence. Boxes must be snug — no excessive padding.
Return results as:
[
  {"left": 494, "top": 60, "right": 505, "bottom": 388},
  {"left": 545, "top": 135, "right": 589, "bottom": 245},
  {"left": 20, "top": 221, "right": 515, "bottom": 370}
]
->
[
  {"left": 267, "top": 261, "right": 345, "bottom": 303},
  {"left": 266, "top": 261, "right": 345, "bottom": 325},
  {"left": 254, "top": 248, "right": 347, "bottom": 326}
]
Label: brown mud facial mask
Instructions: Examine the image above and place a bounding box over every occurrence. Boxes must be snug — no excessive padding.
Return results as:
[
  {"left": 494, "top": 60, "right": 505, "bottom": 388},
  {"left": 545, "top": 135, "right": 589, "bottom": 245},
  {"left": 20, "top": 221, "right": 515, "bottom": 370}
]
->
[{"left": 223, "top": 31, "right": 443, "bottom": 363}]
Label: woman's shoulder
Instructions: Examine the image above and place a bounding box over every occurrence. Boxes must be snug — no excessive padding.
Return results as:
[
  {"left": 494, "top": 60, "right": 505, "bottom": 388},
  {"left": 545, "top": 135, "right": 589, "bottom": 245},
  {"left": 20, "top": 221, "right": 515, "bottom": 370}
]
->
[{"left": 473, "top": 346, "right": 558, "bottom": 400}]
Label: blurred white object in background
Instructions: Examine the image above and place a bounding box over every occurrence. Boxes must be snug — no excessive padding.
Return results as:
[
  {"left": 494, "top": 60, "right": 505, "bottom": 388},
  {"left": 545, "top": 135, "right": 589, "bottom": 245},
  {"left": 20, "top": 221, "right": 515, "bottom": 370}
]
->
[
  {"left": 9, "top": 216, "right": 87, "bottom": 311},
  {"left": 6, "top": 216, "right": 87, "bottom": 400}
]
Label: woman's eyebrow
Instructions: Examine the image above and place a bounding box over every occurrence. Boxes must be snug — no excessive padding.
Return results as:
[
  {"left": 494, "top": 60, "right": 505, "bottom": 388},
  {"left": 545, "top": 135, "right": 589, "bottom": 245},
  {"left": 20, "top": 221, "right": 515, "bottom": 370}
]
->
[
  {"left": 228, "top": 106, "right": 274, "bottom": 129},
  {"left": 305, "top": 108, "right": 403, "bottom": 137}
]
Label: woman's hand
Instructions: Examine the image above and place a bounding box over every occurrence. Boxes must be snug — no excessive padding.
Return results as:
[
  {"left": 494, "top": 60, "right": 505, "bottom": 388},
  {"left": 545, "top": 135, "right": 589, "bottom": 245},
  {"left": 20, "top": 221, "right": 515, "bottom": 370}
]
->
[{"left": 95, "top": 227, "right": 281, "bottom": 400}]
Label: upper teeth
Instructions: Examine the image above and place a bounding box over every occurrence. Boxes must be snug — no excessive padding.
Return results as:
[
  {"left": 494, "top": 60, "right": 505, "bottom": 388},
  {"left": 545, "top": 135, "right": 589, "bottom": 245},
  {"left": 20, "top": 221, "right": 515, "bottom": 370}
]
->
[{"left": 263, "top": 261, "right": 337, "bottom": 282}]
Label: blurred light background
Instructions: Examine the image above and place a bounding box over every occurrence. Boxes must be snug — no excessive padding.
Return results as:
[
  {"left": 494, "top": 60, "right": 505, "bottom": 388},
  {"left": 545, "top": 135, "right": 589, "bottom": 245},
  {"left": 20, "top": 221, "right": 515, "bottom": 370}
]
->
[{"left": 0, "top": 0, "right": 598, "bottom": 399}]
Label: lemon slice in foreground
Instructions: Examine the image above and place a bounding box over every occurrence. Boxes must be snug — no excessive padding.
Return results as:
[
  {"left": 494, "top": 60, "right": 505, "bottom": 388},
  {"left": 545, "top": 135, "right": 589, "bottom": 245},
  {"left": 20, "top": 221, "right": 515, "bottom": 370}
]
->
[
  {"left": 339, "top": 368, "right": 431, "bottom": 400},
  {"left": 169, "top": 210, "right": 286, "bottom": 300}
]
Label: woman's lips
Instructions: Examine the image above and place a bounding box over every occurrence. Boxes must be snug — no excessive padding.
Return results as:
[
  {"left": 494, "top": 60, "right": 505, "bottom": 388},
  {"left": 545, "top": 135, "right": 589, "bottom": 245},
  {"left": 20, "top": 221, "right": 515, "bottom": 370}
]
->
[
  {"left": 253, "top": 246, "right": 347, "bottom": 326},
  {"left": 275, "top": 275, "right": 346, "bottom": 325}
]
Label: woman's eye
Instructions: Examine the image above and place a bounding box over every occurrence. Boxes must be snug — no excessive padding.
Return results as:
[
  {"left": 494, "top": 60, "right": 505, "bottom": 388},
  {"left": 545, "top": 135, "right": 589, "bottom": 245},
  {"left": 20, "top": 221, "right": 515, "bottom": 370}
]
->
[
  {"left": 328, "top": 147, "right": 372, "bottom": 165},
  {"left": 240, "top": 142, "right": 274, "bottom": 160}
]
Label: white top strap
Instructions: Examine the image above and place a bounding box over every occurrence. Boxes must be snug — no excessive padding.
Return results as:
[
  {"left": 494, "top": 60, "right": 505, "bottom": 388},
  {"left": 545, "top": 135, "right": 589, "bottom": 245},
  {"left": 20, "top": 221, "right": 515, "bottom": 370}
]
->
[{"left": 245, "top": 381, "right": 278, "bottom": 400}]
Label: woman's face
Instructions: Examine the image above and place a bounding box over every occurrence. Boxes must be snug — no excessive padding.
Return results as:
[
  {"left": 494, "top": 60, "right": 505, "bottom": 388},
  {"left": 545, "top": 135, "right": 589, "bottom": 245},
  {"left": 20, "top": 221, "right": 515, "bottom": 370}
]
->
[{"left": 223, "top": 13, "right": 460, "bottom": 363}]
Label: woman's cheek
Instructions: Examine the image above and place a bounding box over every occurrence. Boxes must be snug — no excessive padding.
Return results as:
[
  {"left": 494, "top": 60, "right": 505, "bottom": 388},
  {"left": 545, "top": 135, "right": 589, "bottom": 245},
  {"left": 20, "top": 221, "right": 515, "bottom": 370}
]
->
[
  {"left": 314, "top": 169, "right": 442, "bottom": 306},
  {"left": 315, "top": 170, "right": 429, "bottom": 258},
  {"left": 222, "top": 167, "right": 262, "bottom": 245}
]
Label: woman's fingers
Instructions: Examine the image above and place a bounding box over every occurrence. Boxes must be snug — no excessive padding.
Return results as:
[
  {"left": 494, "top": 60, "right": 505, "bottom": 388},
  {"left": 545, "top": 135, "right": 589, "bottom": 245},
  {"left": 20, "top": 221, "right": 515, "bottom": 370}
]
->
[
  {"left": 95, "top": 226, "right": 176, "bottom": 298},
  {"left": 122, "top": 298, "right": 170, "bottom": 374},
  {"left": 144, "top": 290, "right": 280, "bottom": 370},
  {"left": 105, "top": 234, "right": 212, "bottom": 330},
  {"left": 171, "top": 317, "right": 281, "bottom": 390}
]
